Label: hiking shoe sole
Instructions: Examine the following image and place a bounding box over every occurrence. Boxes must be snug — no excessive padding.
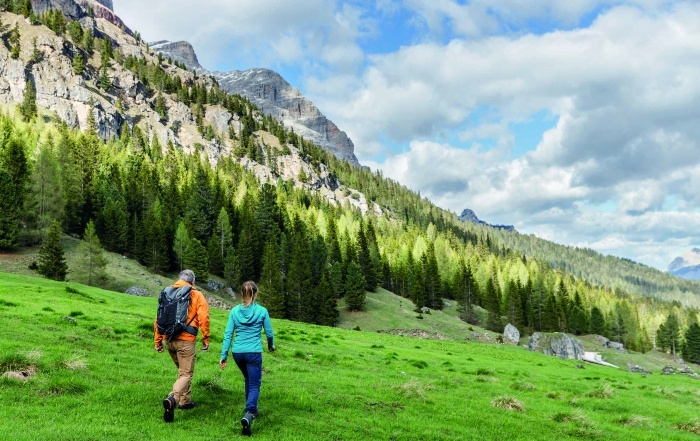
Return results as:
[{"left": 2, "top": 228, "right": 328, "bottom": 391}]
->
[
  {"left": 163, "top": 396, "right": 175, "bottom": 423},
  {"left": 241, "top": 416, "right": 251, "bottom": 436}
]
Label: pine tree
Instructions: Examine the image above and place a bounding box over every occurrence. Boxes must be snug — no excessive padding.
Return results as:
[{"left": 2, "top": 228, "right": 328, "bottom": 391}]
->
[
  {"left": 36, "top": 221, "right": 67, "bottom": 281},
  {"left": 72, "top": 220, "right": 108, "bottom": 286},
  {"left": 345, "top": 261, "right": 366, "bottom": 311}
]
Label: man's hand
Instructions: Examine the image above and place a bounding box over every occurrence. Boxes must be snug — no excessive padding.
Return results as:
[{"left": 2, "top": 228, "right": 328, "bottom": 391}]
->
[
  {"left": 155, "top": 345, "right": 164, "bottom": 353},
  {"left": 202, "top": 342, "right": 209, "bottom": 351},
  {"left": 219, "top": 359, "right": 227, "bottom": 370},
  {"left": 269, "top": 346, "right": 276, "bottom": 353}
]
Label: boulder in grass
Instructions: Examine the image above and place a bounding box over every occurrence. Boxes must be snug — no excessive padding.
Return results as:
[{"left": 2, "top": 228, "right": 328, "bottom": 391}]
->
[
  {"left": 503, "top": 324, "right": 520, "bottom": 344},
  {"left": 528, "top": 332, "right": 585, "bottom": 360}
]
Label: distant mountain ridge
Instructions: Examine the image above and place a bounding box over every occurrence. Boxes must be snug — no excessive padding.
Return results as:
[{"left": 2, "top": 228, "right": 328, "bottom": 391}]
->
[
  {"left": 668, "top": 248, "right": 700, "bottom": 280},
  {"left": 458, "top": 209, "right": 515, "bottom": 231},
  {"left": 151, "top": 40, "right": 360, "bottom": 167}
]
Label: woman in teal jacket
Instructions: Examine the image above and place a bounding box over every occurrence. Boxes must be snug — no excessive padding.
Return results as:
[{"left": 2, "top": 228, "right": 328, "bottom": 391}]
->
[{"left": 220, "top": 281, "right": 275, "bottom": 436}]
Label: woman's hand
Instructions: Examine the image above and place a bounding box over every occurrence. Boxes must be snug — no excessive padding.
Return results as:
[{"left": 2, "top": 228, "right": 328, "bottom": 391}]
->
[{"left": 219, "top": 359, "right": 227, "bottom": 370}]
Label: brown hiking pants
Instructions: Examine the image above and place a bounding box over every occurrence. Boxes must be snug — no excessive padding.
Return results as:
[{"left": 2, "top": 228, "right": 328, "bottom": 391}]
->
[{"left": 166, "top": 339, "right": 196, "bottom": 405}]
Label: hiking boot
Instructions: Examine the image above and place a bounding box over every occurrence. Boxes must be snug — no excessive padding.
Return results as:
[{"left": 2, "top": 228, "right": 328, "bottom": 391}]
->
[
  {"left": 178, "top": 401, "right": 196, "bottom": 410},
  {"left": 163, "top": 395, "right": 176, "bottom": 423},
  {"left": 241, "top": 412, "right": 255, "bottom": 436}
]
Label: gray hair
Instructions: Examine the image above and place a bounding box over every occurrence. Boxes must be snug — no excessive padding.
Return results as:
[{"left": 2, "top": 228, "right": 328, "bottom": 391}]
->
[{"left": 179, "top": 269, "right": 195, "bottom": 284}]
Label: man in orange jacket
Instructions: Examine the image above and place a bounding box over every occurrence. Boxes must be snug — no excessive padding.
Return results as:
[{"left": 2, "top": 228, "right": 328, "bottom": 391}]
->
[{"left": 154, "top": 269, "right": 210, "bottom": 423}]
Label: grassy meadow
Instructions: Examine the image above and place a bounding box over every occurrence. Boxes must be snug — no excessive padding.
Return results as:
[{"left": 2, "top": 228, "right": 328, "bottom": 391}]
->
[{"left": 1, "top": 272, "right": 700, "bottom": 441}]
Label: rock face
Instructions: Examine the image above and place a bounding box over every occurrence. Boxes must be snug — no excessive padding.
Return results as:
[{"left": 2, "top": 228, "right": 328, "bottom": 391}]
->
[
  {"left": 149, "top": 41, "right": 202, "bottom": 69},
  {"left": 152, "top": 42, "right": 360, "bottom": 167},
  {"left": 458, "top": 209, "right": 515, "bottom": 231},
  {"left": 668, "top": 248, "right": 700, "bottom": 280},
  {"left": 503, "top": 323, "right": 520, "bottom": 344},
  {"left": 31, "top": 0, "right": 128, "bottom": 31},
  {"left": 528, "top": 332, "right": 585, "bottom": 360}
]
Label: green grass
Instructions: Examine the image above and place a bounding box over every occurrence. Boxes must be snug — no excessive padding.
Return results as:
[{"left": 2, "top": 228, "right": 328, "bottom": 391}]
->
[{"left": 1, "top": 272, "right": 700, "bottom": 440}]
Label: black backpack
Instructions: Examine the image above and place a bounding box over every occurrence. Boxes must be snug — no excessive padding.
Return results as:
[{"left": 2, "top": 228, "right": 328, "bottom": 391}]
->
[{"left": 156, "top": 285, "right": 198, "bottom": 342}]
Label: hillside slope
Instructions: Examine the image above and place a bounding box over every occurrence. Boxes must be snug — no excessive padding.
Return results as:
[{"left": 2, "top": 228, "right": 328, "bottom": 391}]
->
[{"left": 1, "top": 273, "right": 700, "bottom": 441}]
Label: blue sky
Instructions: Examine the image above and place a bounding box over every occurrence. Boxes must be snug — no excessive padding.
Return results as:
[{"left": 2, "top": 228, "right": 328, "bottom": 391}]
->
[{"left": 116, "top": 0, "right": 700, "bottom": 272}]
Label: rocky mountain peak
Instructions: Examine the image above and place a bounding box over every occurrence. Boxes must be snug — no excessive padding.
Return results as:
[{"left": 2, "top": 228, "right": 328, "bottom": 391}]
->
[
  {"left": 153, "top": 44, "right": 360, "bottom": 167},
  {"left": 458, "top": 209, "right": 515, "bottom": 231},
  {"left": 668, "top": 248, "right": 700, "bottom": 280},
  {"left": 149, "top": 40, "right": 202, "bottom": 70}
]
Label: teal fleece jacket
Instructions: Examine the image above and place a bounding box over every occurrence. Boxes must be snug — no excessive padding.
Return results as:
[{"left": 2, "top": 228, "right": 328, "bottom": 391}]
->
[{"left": 220, "top": 303, "right": 274, "bottom": 359}]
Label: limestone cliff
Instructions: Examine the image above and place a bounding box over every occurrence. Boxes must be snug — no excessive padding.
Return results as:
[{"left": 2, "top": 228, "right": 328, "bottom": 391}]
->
[
  {"left": 30, "top": 0, "right": 129, "bottom": 32},
  {"left": 149, "top": 41, "right": 202, "bottom": 70},
  {"left": 152, "top": 41, "right": 360, "bottom": 167}
]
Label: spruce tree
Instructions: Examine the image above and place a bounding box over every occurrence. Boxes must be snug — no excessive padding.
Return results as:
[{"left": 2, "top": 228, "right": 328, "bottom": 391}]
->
[
  {"left": 656, "top": 312, "right": 681, "bottom": 357},
  {"left": 184, "top": 238, "right": 209, "bottom": 283},
  {"left": 589, "top": 306, "right": 607, "bottom": 336},
  {"left": 344, "top": 261, "right": 366, "bottom": 311},
  {"left": 286, "top": 218, "right": 313, "bottom": 322},
  {"left": 258, "top": 239, "right": 285, "bottom": 319},
  {"left": 683, "top": 322, "right": 700, "bottom": 364},
  {"left": 224, "top": 246, "right": 242, "bottom": 291},
  {"left": 0, "top": 136, "right": 28, "bottom": 248},
  {"left": 37, "top": 221, "right": 67, "bottom": 281},
  {"left": 484, "top": 276, "right": 502, "bottom": 332},
  {"left": 317, "top": 271, "right": 338, "bottom": 326},
  {"left": 456, "top": 260, "right": 479, "bottom": 325},
  {"left": 19, "top": 78, "right": 37, "bottom": 121},
  {"left": 10, "top": 23, "right": 20, "bottom": 59},
  {"left": 73, "top": 220, "right": 108, "bottom": 286}
]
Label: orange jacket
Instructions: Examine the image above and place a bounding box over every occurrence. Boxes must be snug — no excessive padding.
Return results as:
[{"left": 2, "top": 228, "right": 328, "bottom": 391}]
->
[{"left": 154, "top": 280, "right": 210, "bottom": 346}]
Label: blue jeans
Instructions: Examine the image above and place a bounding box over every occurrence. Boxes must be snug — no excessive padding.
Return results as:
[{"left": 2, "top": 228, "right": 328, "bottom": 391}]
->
[{"left": 233, "top": 352, "right": 263, "bottom": 414}]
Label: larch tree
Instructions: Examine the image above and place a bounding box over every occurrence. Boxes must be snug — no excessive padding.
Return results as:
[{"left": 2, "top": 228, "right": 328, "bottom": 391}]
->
[{"left": 73, "top": 220, "right": 108, "bottom": 287}]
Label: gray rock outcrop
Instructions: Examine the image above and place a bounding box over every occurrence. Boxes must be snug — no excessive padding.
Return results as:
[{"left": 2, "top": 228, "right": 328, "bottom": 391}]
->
[
  {"left": 503, "top": 323, "right": 520, "bottom": 344},
  {"left": 125, "top": 286, "right": 150, "bottom": 297},
  {"left": 152, "top": 42, "right": 360, "bottom": 166},
  {"left": 528, "top": 332, "right": 585, "bottom": 360},
  {"left": 458, "top": 209, "right": 514, "bottom": 231},
  {"left": 149, "top": 41, "right": 202, "bottom": 69}
]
